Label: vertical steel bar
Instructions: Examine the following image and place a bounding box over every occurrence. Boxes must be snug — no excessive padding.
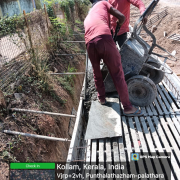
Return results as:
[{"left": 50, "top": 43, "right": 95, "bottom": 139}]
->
[
  {"left": 84, "top": 51, "right": 88, "bottom": 100},
  {"left": 17, "top": 0, "right": 22, "bottom": 14},
  {"left": 23, "top": 10, "right": 34, "bottom": 58},
  {"left": 44, "top": 4, "right": 49, "bottom": 35},
  {"left": 33, "top": 0, "right": 36, "bottom": 9},
  {"left": 0, "top": 6, "right": 3, "bottom": 18}
]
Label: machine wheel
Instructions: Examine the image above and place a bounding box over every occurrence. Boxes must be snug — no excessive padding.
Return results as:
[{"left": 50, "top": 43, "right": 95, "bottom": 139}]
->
[
  {"left": 127, "top": 75, "right": 157, "bottom": 107},
  {"left": 140, "top": 62, "right": 164, "bottom": 84}
]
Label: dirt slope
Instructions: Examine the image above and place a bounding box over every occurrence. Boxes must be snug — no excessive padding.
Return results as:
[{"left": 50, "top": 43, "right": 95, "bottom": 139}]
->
[{"left": 130, "top": 0, "right": 180, "bottom": 76}]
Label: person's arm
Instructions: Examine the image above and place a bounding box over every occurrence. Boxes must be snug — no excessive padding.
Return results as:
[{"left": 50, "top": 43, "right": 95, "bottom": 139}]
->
[
  {"left": 109, "top": 7, "right": 125, "bottom": 26},
  {"left": 128, "top": 0, "right": 147, "bottom": 24},
  {"left": 128, "top": 0, "right": 145, "bottom": 15}
]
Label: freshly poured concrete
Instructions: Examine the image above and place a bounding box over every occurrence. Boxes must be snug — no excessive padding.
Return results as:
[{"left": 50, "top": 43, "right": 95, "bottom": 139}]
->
[{"left": 85, "top": 97, "right": 122, "bottom": 140}]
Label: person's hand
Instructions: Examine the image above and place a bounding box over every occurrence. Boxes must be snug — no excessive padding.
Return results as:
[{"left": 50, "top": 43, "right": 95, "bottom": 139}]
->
[
  {"left": 116, "top": 20, "right": 122, "bottom": 28},
  {"left": 142, "top": 16, "right": 148, "bottom": 24}
]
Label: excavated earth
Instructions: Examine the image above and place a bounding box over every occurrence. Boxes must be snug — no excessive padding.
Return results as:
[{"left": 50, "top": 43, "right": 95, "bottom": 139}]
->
[
  {"left": 1, "top": 0, "right": 180, "bottom": 179},
  {"left": 138, "top": 0, "right": 180, "bottom": 76},
  {"left": 0, "top": 28, "right": 86, "bottom": 179}
]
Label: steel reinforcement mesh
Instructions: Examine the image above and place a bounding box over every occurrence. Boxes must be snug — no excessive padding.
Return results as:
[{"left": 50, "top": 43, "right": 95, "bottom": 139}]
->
[{"left": 0, "top": 9, "right": 50, "bottom": 93}]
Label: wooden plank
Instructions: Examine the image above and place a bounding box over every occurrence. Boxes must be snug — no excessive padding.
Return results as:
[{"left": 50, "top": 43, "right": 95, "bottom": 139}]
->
[
  {"left": 159, "top": 82, "right": 179, "bottom": 112},
  {"left": 99, "top": 139, "right": 104, "bottom": 162},
  {"left": 140, "top": 106, "right": 148, "bottom": 116},
  {"left": 162, "top": 80, "right": 178, "bottom": 102},
  {"left": 84, "top": 140, "right": 91, "bottom": 180},
  {"left": 147, "top": 117, "right": 172, "bottom": 180},
  {"left": 154, "top": 99, "right": 163, "bottom": 115},
  {"left": 122, "top": 116, "right": 137, "bottom": 175},
  {"left": 99, "top": 139, "right": 104, "bottom": 180},
  {"left": 134, "top": 117, "right": 155, "bottom": 178},
  {"left": 153, "top": 116, "right": 180, "bottom": 179},
  {"left": 134, "top": 117, "right": 147, "bottom": 152},
  {"left": 112, "top": 138, "right": 120, "bottom": 162},
  {"left": 118, "top": 137, "right": 126, "bottom": 162},
  {"left": 156, "top": 91, "right": 169, "bottom": 115},
  {"left": 122, "top": 117, "right": 132, "bottom": 157},
  {"left": 149, "top": 103, "right": 158, "bottom": 116},
  {"left": 172, "top": 115, "right": 180, "bottom": 134},
  {"left": 91, "top": 140, "right": 97, "bottom": 180},
  {"left": 166, "top": 115, "right": 180, "bottom": 147},
  {"left": 140, "top": 117, "right": 164, "bottom": 175},
  {"left": 105, "top": 138, "right": 113, "bottom": 180},
  {"left": 146, "top": 106, "right": 153, "bottom": 116},
  {"left": 118, "top": 137, "right": 129, "bottom": 180},
  {"left": 157, "top": 85, "right": 174, "bottom": 113},
  {"left": 160, "top": 116, "right": 180, "bottom": 164},
  {"left": 91, "top": 140, "right": 97, "bottom": 161},
  {"left": 128, "top": 117, "right": 147, "bottom": 177},
  {"left": 163, "top": 76, "right": 180, "bottom": 108},
  {"left": 175, "top": 114, "right": 180, "bottom": 126},
  {"left": 112, "top": 138, "right": 121, "bottom": 177},
  {"left": 163, "top": 70, "right": 180, "bottom": 100}
]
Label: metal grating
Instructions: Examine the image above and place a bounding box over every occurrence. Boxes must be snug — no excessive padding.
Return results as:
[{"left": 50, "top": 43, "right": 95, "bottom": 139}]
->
[
  {"left": 78, "top": 81, "right": 180, "bottom": 180},
  {"left": 167, "top": 34, "right": 180, "bottom": 42},
  {"left": 146, "top": 9, "right": 168, "bottom": 28},
  {"left": 84, "top": 114, "right": 180, "bottom": 180}
]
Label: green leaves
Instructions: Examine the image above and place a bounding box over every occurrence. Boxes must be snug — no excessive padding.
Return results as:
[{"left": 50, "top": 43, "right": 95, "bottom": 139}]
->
[
  {"left": 60, "top": 0, "right": 75, "bottom": 21},
  {"left": 0, "top": 14, "right": 25, "bottom": 37}
]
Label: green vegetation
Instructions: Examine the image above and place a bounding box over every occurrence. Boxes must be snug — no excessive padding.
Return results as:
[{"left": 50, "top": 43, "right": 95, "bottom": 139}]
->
[
  {"left": 0, "top": 14, "right": 25, "bottom": 37},
  {"left": 35, "top": 0, "right": 42, "bottom": 9},
  {"left": 57, "top": 65, "right": 77, "bottom": 96},
  {"left": 60, "top": 0, "right": 75, "bottom": 21}
]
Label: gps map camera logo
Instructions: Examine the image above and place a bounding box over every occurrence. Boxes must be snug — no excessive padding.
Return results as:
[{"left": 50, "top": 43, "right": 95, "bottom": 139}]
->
[{"left": 131, "top": 153, "right": 139, "bottom": 161}]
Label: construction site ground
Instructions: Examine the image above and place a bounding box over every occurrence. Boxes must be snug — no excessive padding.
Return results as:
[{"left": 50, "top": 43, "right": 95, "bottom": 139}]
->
[
  {"left": 0, "top": 25, "right": 86, "bottom": 179},
  {"left": 1, "top": 0, "right": 180, "bottom": 179},
  {"left": 137, "top": 0, "right": 180, "bottom": 76},
  {"left": 77, "top": 2, "right": 180, "bottom": 180}
]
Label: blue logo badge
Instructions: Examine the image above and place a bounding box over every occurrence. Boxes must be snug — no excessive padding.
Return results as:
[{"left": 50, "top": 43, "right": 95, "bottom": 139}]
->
[{"left": 131, "top": 153, "right": 139, "bottom": 161}]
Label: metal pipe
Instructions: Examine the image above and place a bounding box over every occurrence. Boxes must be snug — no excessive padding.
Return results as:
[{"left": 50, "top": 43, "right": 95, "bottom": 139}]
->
[
  {"left": 10, "top": 108, "right": 76, "bottom": 118},
  {"left": 49, "top": 72, "right": 85, "bottom": 75},
  {"left": 0, "top": 6, "right": 3, "bottom": 18},
  {"left": 56, "top": 53, "right": 86, "bottom": 56},
  {"left": 61, "top": 41, "right": 85, "bottom": 43},
  {"left": 32, "top": 0, "right": 36, "bottom": 9},
  {"left": 84, "top": 51, "right": 88, "bottom": 100},
  {"left": 4, "top": 130, "right": 70, "bottom": 142},
  {"left": 17, "top": 0, "right": 22, "bottom": 14}
]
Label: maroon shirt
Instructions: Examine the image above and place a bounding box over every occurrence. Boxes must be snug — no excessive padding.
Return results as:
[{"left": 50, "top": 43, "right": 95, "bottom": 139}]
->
[
  {"left": 108, "top": 0, "right": 145, "bottom": 35},
  {"left": 84, "top": 1, "right": 112, "bottom": 44}
]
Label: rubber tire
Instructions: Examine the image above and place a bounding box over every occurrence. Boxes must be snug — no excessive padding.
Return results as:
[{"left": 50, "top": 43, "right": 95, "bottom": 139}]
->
[
  {"left": 127, "top": 75, "right": 157, "bottom": 107},
  {"left": 140, "top": 62, "right": 164, "bottom": 84}
]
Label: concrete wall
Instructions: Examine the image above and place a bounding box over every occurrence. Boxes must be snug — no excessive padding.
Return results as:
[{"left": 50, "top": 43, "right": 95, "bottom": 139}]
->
[
  {"left": 0, "top": 0, "right": 34, "bottom": 17},
  {"left": 0, "top": 6, "right": 3, "bottom": 18}
]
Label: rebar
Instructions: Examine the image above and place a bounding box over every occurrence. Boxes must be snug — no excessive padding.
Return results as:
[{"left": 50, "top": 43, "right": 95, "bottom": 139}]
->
[
  {"left": 10, "top": 108, "right": 76, "bottom": 118},
  {"left": 4, "top": 130, "right": 70, "bottom": 142}
]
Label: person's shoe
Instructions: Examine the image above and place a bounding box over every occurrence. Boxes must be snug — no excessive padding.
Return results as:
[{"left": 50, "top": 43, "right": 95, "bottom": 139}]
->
[
  {"left": 98, "top": 98, "right": 107, "bottom": 105},
  {"left": 123, "top": 108, "right": 143, "bottom": 117}
]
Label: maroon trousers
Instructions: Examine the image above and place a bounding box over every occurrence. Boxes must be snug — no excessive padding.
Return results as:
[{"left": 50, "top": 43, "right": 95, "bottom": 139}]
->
[{"left": 86, "top": 35, "right": 132, "bottom": 111}]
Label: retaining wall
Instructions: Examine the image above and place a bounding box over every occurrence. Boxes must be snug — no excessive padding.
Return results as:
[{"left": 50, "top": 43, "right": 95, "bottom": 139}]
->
[{"left": 0, "top": 0, "right": 34, "bottom": 17}]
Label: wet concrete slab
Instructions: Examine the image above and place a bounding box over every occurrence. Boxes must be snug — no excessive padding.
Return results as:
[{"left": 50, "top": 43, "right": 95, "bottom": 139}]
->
[{"left": 85, "top": 97, "right": 122, "bottom": 140}]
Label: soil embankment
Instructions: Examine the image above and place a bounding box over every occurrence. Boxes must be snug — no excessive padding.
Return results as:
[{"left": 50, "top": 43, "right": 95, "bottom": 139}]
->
[
  {"left": 131, "top": 0, "right": 180, "bottom": 76},
  {"left": 0, "top": 11, "right": 86, "bottom": 179}
]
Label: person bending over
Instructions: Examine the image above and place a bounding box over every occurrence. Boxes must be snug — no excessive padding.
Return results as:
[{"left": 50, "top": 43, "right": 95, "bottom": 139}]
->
[{"left": 84, "top": 0, "right": 142, "bottom": 116}]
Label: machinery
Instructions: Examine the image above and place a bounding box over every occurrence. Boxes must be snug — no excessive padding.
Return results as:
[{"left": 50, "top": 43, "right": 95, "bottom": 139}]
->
[{"left": 103, "top": 0, "right": 177, "bottom": 106}]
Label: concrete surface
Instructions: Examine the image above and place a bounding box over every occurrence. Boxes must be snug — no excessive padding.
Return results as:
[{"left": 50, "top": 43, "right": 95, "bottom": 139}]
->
[{"left": 85, "top": 97, "right": 122, "bottom": 140}]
